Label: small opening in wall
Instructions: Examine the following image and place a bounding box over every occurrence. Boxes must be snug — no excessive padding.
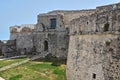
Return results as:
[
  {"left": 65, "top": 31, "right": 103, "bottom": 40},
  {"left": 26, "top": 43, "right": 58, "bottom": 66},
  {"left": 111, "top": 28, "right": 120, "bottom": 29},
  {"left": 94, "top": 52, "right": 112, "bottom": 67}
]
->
[
  {"left": 44, "top": 40, "right": 48, "bottom": 51},
  {"left": 104, "top": 22, "right": 109, "bottom": 32},
  {"left": 60, "top": 25, "right": 62, "bottom": 27},
  {"left": 92, "top": 73, "right": 96, "bottom": 79},
  {"left": 87, "top": 22, "right": 88, "bottom": 25}
]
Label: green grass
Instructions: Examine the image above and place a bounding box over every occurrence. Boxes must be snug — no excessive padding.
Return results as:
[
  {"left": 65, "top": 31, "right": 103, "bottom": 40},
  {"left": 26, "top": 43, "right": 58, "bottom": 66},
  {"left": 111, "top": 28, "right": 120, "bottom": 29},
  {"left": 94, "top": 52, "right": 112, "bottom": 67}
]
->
[
  {"left": 9, "top": 74, "right": 23, "bottom": 80},
  {"left": 0, "top": 60, "right": 66, "bottom": 80},
  {"left": 0, "top": 58, "right": 27, "bottom": 68}
]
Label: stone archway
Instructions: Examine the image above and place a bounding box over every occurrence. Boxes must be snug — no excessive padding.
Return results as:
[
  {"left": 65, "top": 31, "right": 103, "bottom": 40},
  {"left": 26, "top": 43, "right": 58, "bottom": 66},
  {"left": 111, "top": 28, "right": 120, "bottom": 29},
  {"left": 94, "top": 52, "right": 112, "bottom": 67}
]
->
[{"left": 44, "top": 41, "right": 48, "bottom": 51}]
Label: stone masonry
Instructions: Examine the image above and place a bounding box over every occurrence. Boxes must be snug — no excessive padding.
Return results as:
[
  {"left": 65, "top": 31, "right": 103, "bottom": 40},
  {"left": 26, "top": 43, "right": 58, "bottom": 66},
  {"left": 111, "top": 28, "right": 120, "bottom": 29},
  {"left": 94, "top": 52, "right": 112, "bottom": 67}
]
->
[
  {"left": 67, "top": 3, "right": 120, "bottom": 80},
  {"left": 0, "top": 2, "right": 120, "bottom": 80},
  {"left": 9, "top": 10, "right": 95, "bottom": 59}
]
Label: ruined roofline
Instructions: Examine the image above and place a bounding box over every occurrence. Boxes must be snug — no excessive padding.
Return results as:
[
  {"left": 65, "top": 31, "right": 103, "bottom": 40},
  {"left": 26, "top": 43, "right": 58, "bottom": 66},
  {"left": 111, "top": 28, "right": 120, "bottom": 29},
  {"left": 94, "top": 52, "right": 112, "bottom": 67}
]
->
[
  {"left": 69, "top": 2, "right": 120, "bottom": 36},
  {"left": 47, "top": 9, "right": 96, "bottom": 13},
  {"left": 96, "top": 2, "right": 120, "bottom": 13},
  {"left": 38, "top": 2, "right": 120, "bottom": 16},
  {"left": 10, "top": 24, "right": 36, "bottom": 33},
  {"left": 1, "top": 40, "right": 8, "bottom": 43},
  {"left": 38, "top": 9, "right": 96, "bottom": 16},
  {"left": 96, "top": 2, "right": 120, "bottom": 8},
  {"left": 10, "top": 24, "right": 36, "bottom": 28},
  {"left": 70, "top": 2, "right": 120, "bottom": 22},
  {"left": 10, "top": 24, "right": 36, "bottom": 30}
]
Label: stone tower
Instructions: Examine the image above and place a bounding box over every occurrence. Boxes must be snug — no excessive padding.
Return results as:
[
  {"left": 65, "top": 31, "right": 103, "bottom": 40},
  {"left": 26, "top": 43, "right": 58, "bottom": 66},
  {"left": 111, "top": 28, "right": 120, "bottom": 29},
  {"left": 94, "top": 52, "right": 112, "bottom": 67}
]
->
[{"left": 67, "top": 3, "right": 120, "bottom": 80}]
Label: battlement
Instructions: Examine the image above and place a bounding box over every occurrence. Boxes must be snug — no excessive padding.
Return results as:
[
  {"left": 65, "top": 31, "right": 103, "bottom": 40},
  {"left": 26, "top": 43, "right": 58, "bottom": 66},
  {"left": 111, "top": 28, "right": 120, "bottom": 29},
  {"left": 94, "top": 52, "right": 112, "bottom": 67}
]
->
[{"left": 10, "top": 24, "right": 36, "bottom": 33}]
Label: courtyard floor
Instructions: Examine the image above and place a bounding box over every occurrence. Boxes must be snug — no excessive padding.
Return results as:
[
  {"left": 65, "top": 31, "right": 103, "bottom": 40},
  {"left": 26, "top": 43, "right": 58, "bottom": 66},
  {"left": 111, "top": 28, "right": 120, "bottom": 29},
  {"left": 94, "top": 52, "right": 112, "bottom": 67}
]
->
[{"left": 0, "top": 58, "right": 66, "bottom": 80}]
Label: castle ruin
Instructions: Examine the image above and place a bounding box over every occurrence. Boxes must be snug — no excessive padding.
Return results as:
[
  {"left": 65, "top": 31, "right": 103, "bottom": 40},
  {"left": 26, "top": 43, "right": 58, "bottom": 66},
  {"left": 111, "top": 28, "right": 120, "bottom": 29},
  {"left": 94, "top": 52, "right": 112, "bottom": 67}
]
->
[
  {"left": 0, "top": 2, "right": 120, "bottom": 80},
  {"left": 67, "top": 3, "right": 120, "bottom": 80}
]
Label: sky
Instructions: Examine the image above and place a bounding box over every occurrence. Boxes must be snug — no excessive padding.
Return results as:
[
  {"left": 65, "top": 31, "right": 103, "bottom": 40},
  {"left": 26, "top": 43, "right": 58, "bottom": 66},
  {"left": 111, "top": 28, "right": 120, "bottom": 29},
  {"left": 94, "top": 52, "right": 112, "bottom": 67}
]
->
[{"left": 0, "top": 0, "right": 119, "bottom": 40}]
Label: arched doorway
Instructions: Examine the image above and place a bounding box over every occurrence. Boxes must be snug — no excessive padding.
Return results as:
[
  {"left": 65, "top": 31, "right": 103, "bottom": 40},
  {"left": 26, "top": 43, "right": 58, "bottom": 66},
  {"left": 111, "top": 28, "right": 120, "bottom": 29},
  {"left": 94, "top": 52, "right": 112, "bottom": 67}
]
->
[{"left": 44, "top": 41, "right": 48, "bottom": 51}]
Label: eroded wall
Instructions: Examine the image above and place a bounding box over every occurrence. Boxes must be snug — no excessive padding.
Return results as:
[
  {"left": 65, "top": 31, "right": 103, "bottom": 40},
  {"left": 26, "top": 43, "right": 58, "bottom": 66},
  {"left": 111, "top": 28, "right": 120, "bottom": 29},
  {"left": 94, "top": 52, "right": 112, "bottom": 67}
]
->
[
  {"left": 35, "top": 12, "right": 70, "bottom": 58},
  {"left": 70, "top": 9, "right": 120, "bottom": 35},
  {"left": 10, "top": 24, "right": 35, "bottom": 54},
  {"left": 67, "top": 2, "right": 120, "bottom": 80},
  {"left": 34, "top": 32, "right": 68, "bottom": 58},
  {"left": 67, "top": 34, "right": 120, "bottom": 80}
]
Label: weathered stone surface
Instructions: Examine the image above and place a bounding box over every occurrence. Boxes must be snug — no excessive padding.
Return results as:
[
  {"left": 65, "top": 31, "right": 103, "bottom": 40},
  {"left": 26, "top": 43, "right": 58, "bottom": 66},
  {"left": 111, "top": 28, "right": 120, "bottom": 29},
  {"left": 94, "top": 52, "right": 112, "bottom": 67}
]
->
[
  {"left": 0, "top": 41, "right": 3, "bottom": 56},
  {"left": 10, "top": 24, "right": 35, "bottom": 33},
  {"left": 2, "top": 40, "right": 17, "bottom": 57},
  {"left": 9, "top": 9, "right": 95, "bottom": 59},
  {"left": 1, "top": 2, "right": 120, "bottom": 80},
  {"left": 67, "top": 34, "right": 120, "bottom": 80},
  {"left": 67, "top": 2, "right": 120, "bottom": 80}
]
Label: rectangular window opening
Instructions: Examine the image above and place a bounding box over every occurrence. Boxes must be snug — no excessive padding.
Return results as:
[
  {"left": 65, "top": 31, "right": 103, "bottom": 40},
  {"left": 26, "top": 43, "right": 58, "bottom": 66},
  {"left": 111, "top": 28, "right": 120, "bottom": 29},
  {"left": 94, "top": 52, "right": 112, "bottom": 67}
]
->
[{"left": 50, "top": 18, "right": 56, "bottom": 29}]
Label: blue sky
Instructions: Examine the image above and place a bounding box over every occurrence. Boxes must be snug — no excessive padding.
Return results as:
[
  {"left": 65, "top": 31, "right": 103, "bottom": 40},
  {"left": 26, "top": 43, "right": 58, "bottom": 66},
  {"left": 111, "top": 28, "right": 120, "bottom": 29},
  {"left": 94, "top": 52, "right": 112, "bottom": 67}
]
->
[{"left": 0, "top": 0, "right": 119, "bottom": 40}]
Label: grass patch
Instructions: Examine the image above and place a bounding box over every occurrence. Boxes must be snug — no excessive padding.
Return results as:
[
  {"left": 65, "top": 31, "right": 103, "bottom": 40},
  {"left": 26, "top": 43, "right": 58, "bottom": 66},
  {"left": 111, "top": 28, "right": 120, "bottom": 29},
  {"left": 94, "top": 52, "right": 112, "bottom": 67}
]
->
[
  {"left": 35, "top": 54, "right": 67, "bottom": 66},
  {"left": 9, "top": 74, "right": 23, "bottom": 80},
  {"left": 0, "top": 60, "right": 66, "bottom": 80}
]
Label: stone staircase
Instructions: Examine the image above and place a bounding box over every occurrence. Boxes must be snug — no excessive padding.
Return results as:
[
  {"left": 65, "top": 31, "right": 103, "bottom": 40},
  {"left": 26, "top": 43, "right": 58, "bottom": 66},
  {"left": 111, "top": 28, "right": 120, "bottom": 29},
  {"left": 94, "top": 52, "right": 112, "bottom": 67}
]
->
[{"left": 0, "top": 51, "right": 49, "bottom": 72}]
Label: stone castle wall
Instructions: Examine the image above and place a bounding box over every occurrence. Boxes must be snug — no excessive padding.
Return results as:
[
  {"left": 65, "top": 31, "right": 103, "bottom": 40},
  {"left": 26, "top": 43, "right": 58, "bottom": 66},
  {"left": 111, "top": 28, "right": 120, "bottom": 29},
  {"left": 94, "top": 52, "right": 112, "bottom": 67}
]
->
[
  {"left": 34, "top": 32, "right": 69, "bottom": 58},
  {"left": 10, "top": 24, "right": 35, "bottom": 33},
  {"left": 0, "top": 40, "right": 4, "bottom": 56},
  {"left": 10, "top": 24, "right": 35, "bottom": 54},
  {"left": 35, "top": 11, "right": 70, "bottom": 58},
  {"left": 3, "top": 2, "right": 120, "bottom": 80},
  {"left": 67, "top": 2, "right": 120, "bottom": 80},
  {"left": 41, "top": 10, "right": 95, "bottom": 28},
  {"left": 67, "top": 34, "right": 120, "bottom": 80},
  {"left": 34, "top": 10, "right": 95, "bottom": 58},
  {"left": 1, "top": 40, "right": 17, "bottom": 57},
  {"left": 69, "top": 6, "right": 120, "bottom": 35}
]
